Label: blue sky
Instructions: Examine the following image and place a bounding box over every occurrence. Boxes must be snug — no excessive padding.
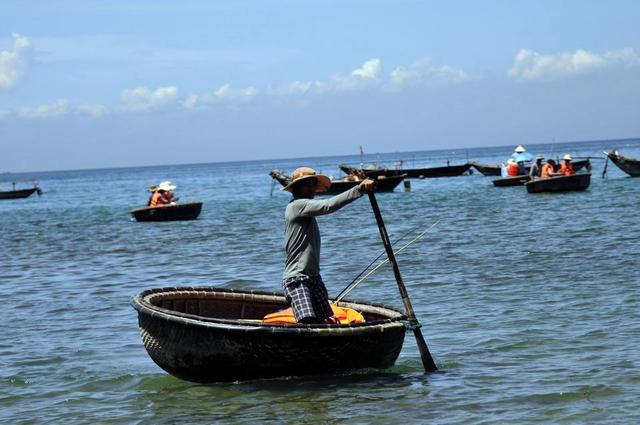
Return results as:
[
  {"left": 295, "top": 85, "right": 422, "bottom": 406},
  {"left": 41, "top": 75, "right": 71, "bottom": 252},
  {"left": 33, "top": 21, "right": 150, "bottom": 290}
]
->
[{"left": 1, "top": 0, "right": 639, "bottom": 172}]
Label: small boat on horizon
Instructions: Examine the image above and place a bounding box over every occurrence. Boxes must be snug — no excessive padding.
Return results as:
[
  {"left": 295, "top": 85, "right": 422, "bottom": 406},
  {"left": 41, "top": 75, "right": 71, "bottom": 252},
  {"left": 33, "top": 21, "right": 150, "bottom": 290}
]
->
[
  {"left": 604, "top": 151, "right": 640, "bottom": 177},
  {"left": 0, "top": 182, "right": 42, "bottom": 200},
  {"left": 131, "top": 202, "right": 203, "bottom": 222},
  {"left": 131, "top": 287, "right": 407, "bottom": 383}
]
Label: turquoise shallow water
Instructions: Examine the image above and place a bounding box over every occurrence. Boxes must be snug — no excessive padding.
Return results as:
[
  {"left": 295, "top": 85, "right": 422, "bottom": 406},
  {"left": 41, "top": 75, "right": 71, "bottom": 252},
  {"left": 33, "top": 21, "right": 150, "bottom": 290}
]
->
[{"left": 1, "top": 139, "right": 639, "bottom": 424}]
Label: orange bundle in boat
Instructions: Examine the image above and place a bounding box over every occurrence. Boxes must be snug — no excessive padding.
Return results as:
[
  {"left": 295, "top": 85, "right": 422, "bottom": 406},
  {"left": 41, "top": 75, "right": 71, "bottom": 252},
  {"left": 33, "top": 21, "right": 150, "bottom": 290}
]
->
[{"left": 262, "top": 304, "right": 365, "bottom": 325}]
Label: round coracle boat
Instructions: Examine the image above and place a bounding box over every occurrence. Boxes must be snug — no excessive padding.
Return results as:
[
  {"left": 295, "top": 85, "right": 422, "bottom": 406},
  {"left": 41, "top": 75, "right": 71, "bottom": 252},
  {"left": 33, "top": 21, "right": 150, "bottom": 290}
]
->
[
  {"left": 131, "top": 202, "right": 203, "bottom": 222},
  {"left": 131, "top": 287, "right": 408, "bottom": 383}
]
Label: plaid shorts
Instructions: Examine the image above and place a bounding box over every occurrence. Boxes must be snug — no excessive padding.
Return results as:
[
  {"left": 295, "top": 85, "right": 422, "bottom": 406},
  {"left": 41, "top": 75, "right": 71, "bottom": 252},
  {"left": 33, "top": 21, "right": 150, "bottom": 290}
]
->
[{"left": 282, "top": 275, "right": 333, "bottom": 322}]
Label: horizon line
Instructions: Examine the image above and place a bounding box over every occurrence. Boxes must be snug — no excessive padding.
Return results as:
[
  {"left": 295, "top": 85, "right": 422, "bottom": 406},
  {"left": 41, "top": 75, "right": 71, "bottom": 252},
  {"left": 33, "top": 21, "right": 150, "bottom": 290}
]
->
[{"left": 3, "top": 135, "right": 638, "bottom": 176}]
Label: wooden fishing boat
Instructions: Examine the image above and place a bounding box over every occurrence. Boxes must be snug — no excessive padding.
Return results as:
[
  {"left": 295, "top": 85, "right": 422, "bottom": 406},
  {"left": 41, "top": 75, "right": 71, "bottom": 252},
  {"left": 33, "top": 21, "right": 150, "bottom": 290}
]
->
[
  {"left": 469, "top": 162, "right": 501, "bottom": 176},
  {"left": 325, "top": 174, "right": 405, "bottom": 194},
  {"left": 604, "top": 151, "right": 640, "bottom": 177},
  {"left": 131, "top": 202, "right": 203, "bottom": 222},
  {"left": 131, "top": 287, "right": 407, "bottom": 383},
  {"left": 338, "top": 164, "right": 398, "bottom": 178},
  {"left": 0, "top": 187, "right": 41, "bottom": 200},
  {"left": 269, "top": 170, "right": 405, "bottom": 194},
  {"left": 525, "top": 173, "right": 591, "bottom": 193},
  {"left": 492, "top": 175, "right": 530, "bottom": 187},
  {"left": 571, "top": 159, "right": 591, "bottom": 172},
  {"left": 339, "top": 162, "right": 472, "bottom": 178}
]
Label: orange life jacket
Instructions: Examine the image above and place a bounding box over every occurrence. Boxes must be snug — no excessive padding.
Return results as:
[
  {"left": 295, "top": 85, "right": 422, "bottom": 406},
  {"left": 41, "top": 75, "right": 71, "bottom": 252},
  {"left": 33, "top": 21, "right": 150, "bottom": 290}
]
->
[
  {"left": 507, "top": 163, "right": 519, "bottom": 176},
  {"left": 540, "top": 164, "right": 553, "bottom": 178},
  {"left": 149, "top": 191, "right": 165, "bottom": 207},
  {"left": 262, "top": 304, "right": 365, "bottom": 325},
  {"left": 560, "top": 162, "right": 574, "bottom": 176}
]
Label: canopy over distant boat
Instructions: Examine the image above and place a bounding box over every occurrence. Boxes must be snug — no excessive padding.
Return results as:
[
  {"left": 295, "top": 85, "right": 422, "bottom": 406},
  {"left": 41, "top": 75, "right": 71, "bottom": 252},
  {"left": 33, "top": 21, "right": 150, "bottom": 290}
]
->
[{"left": 512, "top": 152, "right": 535, "bottom": 163}]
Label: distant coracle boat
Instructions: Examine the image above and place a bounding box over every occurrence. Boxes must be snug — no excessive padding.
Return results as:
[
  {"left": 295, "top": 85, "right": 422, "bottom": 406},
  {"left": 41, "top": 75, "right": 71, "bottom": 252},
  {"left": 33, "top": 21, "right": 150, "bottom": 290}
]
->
[
  {"left": 338, "top": 162, "right": 472, "bottom": 178},
  {"left": 131, "top": 287, "right": 407, "bottom": 383},
  {"left": 131, "top": 202, "right": 203, "bottom": 222},
  {"left": 269, "top": 170, "right": 405, "bottom": 194},
  {"left": 604, "top": 151, "right": 640, "bottom": 177},
  {"left": 525, "top": 174, "right": 591, "bottom": 193},
  {"left": 473, "top": 159, "right": 590, "bottom": 178}
]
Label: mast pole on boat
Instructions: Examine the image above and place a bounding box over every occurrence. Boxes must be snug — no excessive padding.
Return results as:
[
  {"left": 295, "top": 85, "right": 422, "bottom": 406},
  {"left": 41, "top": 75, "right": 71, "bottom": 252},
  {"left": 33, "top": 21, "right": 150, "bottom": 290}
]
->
[{"left": 367, "top": 192, "right": 437, "bottom": 372}]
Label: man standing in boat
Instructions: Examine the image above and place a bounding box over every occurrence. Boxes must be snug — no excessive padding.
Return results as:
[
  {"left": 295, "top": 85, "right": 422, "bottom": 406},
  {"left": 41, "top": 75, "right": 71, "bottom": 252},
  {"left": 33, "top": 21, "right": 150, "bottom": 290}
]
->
[{"left": 282, "top": 167, "right": 375, "bottom": 324}]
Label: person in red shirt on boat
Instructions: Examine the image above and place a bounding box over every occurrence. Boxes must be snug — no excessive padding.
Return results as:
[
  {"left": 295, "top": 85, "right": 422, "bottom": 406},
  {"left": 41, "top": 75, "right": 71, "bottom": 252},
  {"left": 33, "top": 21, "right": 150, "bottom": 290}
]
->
[
  {"left": 506, "top": 159, "right": 519, "bottom": 176},
  {"left": 559, "top": 155, "right": 575, "bottom": 176},
  {"left": 148, "top": 181, "right": 177, "bottom": 207}
]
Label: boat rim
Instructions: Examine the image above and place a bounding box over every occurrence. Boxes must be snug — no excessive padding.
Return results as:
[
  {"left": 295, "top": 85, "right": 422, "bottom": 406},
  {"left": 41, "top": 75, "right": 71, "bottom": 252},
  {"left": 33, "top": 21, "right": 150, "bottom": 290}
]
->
[
  {"left": 130, "top": 201, "right": 203, "bottom": 213},
  {"left": 131, "top": 286, "right": 409, "bottom": 335}
]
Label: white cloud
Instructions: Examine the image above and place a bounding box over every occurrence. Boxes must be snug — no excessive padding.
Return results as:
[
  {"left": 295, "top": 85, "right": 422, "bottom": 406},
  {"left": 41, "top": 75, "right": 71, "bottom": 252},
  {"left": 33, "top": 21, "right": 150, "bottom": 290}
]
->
[
  {"left": 351, "top": 58, "right": 382, "bottom": 80},
  {"left": 121, "top": 86, "right": 179, "bottom": 111},
  {"left": 17, "top": 99, "right": 69, "bottom": 118},
  {"left": 184, "top": 84, "right": 257, "bottom": 109},
  {"left": 389, "top": 57, "right": 473, "bottom": 87},
  {"left": 508, "top": 48, "right": 640, "bottom": 81},
  {"left": 269, "top": 58, "right": 384, "bottom": 97},
  {"left": 77, "top": 103, "right": 108, "bottom": 117},
  {"left": 0, "top": 33, "right": 31, "bottom": 89}
]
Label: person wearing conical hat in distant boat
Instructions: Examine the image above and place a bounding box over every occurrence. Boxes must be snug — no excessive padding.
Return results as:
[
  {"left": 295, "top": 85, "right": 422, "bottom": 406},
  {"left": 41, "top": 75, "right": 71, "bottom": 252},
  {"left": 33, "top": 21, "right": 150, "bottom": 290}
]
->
[
  {"left": 149, "top": 181, "right": 177, "bottom": 207},
  {"left": 529, "top": 155, "right": 544, "bottom": 178},
  {"left": 559, "top": 154, "right": 575, "bottom": 176},
  {"left": 281, "top": 167, "right": 375, "bottom": 325}
]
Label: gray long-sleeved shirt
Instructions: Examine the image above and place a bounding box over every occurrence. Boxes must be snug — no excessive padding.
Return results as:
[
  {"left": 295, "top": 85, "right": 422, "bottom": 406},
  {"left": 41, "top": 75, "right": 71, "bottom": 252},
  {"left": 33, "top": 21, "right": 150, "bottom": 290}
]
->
[{"left": 283, "top": 186, "right": 364, "bottom": 280}]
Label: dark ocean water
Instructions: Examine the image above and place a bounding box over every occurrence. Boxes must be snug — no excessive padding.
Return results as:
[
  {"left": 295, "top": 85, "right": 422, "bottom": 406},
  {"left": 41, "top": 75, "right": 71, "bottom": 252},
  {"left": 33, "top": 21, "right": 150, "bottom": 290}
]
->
[{"left": 1, "top": 139, "right": 639, "bottom": 424}]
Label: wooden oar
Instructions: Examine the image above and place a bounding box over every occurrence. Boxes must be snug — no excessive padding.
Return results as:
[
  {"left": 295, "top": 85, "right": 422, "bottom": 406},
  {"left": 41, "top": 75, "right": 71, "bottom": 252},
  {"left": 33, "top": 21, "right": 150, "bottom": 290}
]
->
[{"left": 367, "top": 192, "right": 437, "bottom": 372}]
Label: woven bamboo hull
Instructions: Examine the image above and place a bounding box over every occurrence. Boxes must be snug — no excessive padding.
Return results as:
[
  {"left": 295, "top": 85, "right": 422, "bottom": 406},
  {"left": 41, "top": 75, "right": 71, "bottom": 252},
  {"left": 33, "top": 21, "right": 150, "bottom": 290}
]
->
[
  {"left": 131, "top": 202, "right": 203, "bottom": 222},
  {"left": 492, "top": 175, "right": 530, "bottom": 187},
  {"left": 132, "top": 287, "right": 407, "bottom": 383},
  {"left": 605, "top": 151, "right": 640, "bottom": 177},
  {"left": 0, "top": 187, "right": 39, "bottom": 200},
  {"left": 525, "top": 174, "right": 591, "bottom": 193}
]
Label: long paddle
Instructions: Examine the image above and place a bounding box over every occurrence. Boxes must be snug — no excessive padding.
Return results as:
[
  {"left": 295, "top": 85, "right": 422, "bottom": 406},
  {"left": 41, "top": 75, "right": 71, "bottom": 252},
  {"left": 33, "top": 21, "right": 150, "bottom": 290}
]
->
[{"left": 367, "top": 192, "right": 438, "bottom": 372}]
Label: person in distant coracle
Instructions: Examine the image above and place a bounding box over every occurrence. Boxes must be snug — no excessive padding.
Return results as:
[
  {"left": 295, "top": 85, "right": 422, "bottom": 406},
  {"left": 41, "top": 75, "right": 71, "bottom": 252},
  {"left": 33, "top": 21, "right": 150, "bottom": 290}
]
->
[
  {"left": 540, "top": 159, "right": 561, "bottom": 179},
  {"left": 149, "top": 181, "right": 177, "bottom": 207},
  {"left": 529, "top": 155, "right": 544, "bottom": 178},
  {"left": 559, "top": 154, "right": 575, "bottom": 176},
  {"left": 281, "top": 167, "right": 375, "bottom": 324}
]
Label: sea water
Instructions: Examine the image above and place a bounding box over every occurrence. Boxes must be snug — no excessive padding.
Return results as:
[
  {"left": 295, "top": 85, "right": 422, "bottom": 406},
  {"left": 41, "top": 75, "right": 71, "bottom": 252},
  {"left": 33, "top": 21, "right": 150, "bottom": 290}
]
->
[{"left": 1, "top": 139, "right": 639, "bottom": 424}]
